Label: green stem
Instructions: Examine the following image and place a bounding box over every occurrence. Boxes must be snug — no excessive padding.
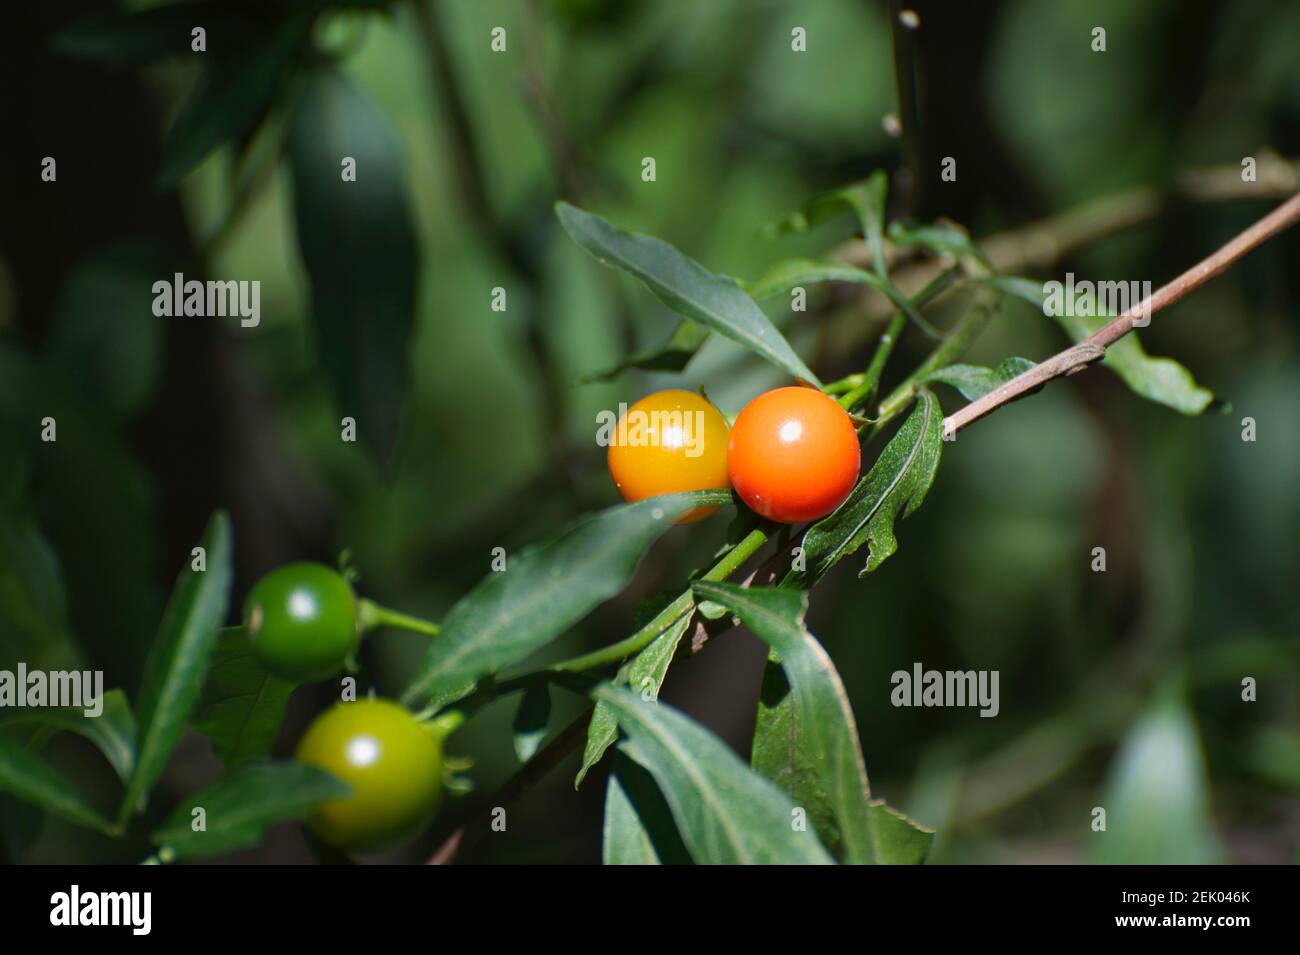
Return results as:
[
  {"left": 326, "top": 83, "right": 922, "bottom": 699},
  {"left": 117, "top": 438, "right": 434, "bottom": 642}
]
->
[
  {"left": 839, "top": 313, "right": 906, "bottom": 411},
  {"left": 550, "top": 526, "right": 770, "bottom": 673},
  {"left": 357, "top": 599, "right": 441, "bottom": 638},
  {"left": 872, "top": 281, "right": 1000, "bottom": 434},
  {"left": 839, "top": 266, "right": 963, "bottom": 413}
]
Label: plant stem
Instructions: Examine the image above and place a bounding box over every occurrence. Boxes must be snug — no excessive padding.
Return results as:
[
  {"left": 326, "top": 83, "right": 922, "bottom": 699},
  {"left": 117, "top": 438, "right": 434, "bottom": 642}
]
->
[
  {"left": 888, "top": 0, "right": 925, "bottom": 216},
  {"left": 549, "top": 526, "right": 770, "bottom": 672},
  {"left": 839, "top": 266, "right": 963, "bottom": 413},
  {"left": 357, "top": 599, "right": 441, "bottom": 637},
  {"left": 943, "top": 190, "right": 1300, "bottom": 438},
  {"left": 839, "top": 313, "right": 905, "bottom": 410},
  {"left": 873, "top": 280, "right": 1003, "bottom": 433}
]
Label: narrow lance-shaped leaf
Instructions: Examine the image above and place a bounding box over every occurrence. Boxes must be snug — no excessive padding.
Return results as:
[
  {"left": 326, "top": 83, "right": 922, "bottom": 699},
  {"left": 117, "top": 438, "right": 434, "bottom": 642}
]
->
[
  {"left": 921, "top": 357, "right": 1036, "bottom": 402},
  {"left": 985, "top": 275, "right": 1213, "bottom": 414},
  {"left": 556, "top": 202, "right": 821, "bottom": 386},
  {"left": 868, "top": 800, "right": 935, "bottom": 865},
  {"left": 511, "top": 685, "right": 551, "bottom": 764},
  {"left": 594, "top": 684, "right": 834, "bottom": 864},
  {"left": 191, "top": 627, "right": 294, "bottom": 767},
  {"left": 290, "top": 68, "right": 420, "bottom": 460},
  {"left": 693, "top": 583, "right": 876, "bottom": 863},
  {"left": 746, "top": 259, "right": 935, "bottom": 336},
  {"left": 152, "top": 762, "right": 350, "bottom": 860},
  {"left": 765, "top": 172, "right": 889, "bottom": 275},
  {"left": 1091, "top": 688, "right": 1222, "bottom": 864},
  {"left": 156, "top": 17, "right": 309, "bottom": 187},
  {"left": 888, "top": 220, "right": 989, "bottom": 266},
  {"left": 0, "top": 689, "right": 136, "bottom": 783},
  {"left": 602, "top": 752, "right": 692, "bottom": 865},
  {"left": 795, "top": 389, "right": 943, "bottom": 583},
  {"left": 0, "top": 736, "right": 115, "bottom": 835},
  {"left": 400, "top": 490, "right": 732, "bottom": 709},
  {"left": 575, "top": 609, "right": 693, "bottom": 788},
  {"left": 120, "top": 511, "right": 233, "bottom": 822}
]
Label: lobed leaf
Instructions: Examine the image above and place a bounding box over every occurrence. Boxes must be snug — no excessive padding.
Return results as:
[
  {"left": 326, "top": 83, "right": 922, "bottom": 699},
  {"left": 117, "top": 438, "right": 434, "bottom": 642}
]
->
[
  {"left": 120, "top": 511, "right": 233, "bottom": 822},
  {"left": 556, "top": 202, "right": 821, "bottom": 386},
  {"left": 192, "top": 627, "right": 294, "bottom": 766},
  {"left": 400, "top": 491, "right": 731, "bottom": 709},
  {"left": 152, "top": 762, "right": 349, "bottom": 860},
  {"left": 795, "top": 389, "right": 943, "bottom": 582},
  {"left": 594, "top": 684, "right": 834, "bottom": 864}
]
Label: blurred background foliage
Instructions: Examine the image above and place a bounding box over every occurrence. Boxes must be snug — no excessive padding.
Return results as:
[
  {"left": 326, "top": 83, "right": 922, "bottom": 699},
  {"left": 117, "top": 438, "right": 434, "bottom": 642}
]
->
[{"left": 1, "top": 0, "right": 1298, "bottom": 863}]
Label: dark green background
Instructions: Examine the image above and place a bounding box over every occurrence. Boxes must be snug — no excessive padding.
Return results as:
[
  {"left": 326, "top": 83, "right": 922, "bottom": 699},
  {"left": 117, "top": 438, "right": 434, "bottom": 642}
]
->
[{"left": 1, "top": 0, "right": 1297, "bottom": 863}]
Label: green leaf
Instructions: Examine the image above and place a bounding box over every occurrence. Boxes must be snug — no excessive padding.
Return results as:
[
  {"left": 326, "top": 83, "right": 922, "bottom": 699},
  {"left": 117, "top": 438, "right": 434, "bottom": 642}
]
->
[
  {"left": 746, "top": 259, "right": 935, "bottom": 336},
  {"left": 400, "top": 491, "right": 731, "bottom": 709},
  {"left": 556, "top": 202, "right": 821, "bottom": 386},
  {"left": 1091, "top": 689, "right": 1222, "bottom": 864},
  {"left": 156, "top": 17, "right": 309, "bottom": 187},
  {"left": 575, "top": 610, "right": 693, "bottom": 788},
  {"left": 191, "top": 627, "right": 294, "bottom": 766},
  {"left": 796, "top": 389, "right": 943, "bottom": 582},
  {"left": 0, "top": 735, "right": 115, "bottom": 835},
  {"left": 986, "top": 275, "right": 1213, "bottom": 414},
  {"left": 511, "top": 685, "right": 551, "bottom": 763},
  {"left": 602, "top": 752, "right": 692, "bottom": 865},
  {"left": 290, "top": 68, "right": 420, "bottom": 460},
  {"left": 581, "top": 320, "right": 710, "bottom": 382},
  {"left": 0, "top": 689, "right": 136, "bottom": 783},
  {"left": 867, "top": 800, "right": 934, "bottom": 864},
  {"left": 765, "top": 172, "right": 888, "bottom": 274},
  {"left": 152, "top": 762, "right": 349, "bottom": 860},
  {"left": 692, "top": 583, "right": 875, "bottom": 863},
  {"left": 921, "top": 357, "right": 1036, "bottom": 402},
  {"left": 887, "top": 220, "right": 987, "bottom": 264},
  {"left": 593, "top": 684, "right": 834, "bottom": 864},
  {"left": 120, "top": 511, "right": 233, "bottom": 823}
]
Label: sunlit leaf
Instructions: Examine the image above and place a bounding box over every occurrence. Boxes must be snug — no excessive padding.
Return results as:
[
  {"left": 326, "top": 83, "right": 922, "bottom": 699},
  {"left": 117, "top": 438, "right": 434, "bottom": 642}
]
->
[
  {"left": 556, "top": 202, "right": 821, "bottom": 385},
  {"left": 594, "top": 684, "right": 834, "bottom": 864},
  {"left": 400, "top": 491, "right": 732, "bottom": 709},
  {"left": 795, "top": 389, "right": 943, "bottom": 582}
]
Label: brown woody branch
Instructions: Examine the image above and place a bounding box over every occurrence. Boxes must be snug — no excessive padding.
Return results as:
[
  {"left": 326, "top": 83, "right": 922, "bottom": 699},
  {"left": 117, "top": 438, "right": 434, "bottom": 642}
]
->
[{"left": 943, "top": 190, "right": 1300, "bottom": 438}]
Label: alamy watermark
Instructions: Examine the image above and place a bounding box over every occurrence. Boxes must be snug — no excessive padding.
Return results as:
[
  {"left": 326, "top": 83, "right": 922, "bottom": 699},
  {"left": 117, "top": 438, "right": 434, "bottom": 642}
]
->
[
  {"left": 596, "top": 403, "right": 708, "bottom": 457},
  {"left": 0, "top": 663, "right": 104, "bottom": 716},
  {"left": 151, "top": 272, "right": 260, "bottom": 327},
  {"left": 891, "top": 662, "right": 999, "bottom": 717},
  {"left": 1043, "top": 272, "right": 1152, "bottom": 327}
]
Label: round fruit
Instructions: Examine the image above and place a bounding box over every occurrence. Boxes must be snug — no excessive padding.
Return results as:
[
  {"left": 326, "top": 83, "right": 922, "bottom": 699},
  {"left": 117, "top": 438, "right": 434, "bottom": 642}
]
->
[
  {"left": 727, "top": 386, "right": 860, "bottom": 523},
  {"left": 243, "top": 563, "right": 358, "bottom": 683},
  {"left": 295, "top": 699, "right": 444, "bottom": 852},
  {"left": 606, "top": 389, "right": 731, "bottom": 523}
]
